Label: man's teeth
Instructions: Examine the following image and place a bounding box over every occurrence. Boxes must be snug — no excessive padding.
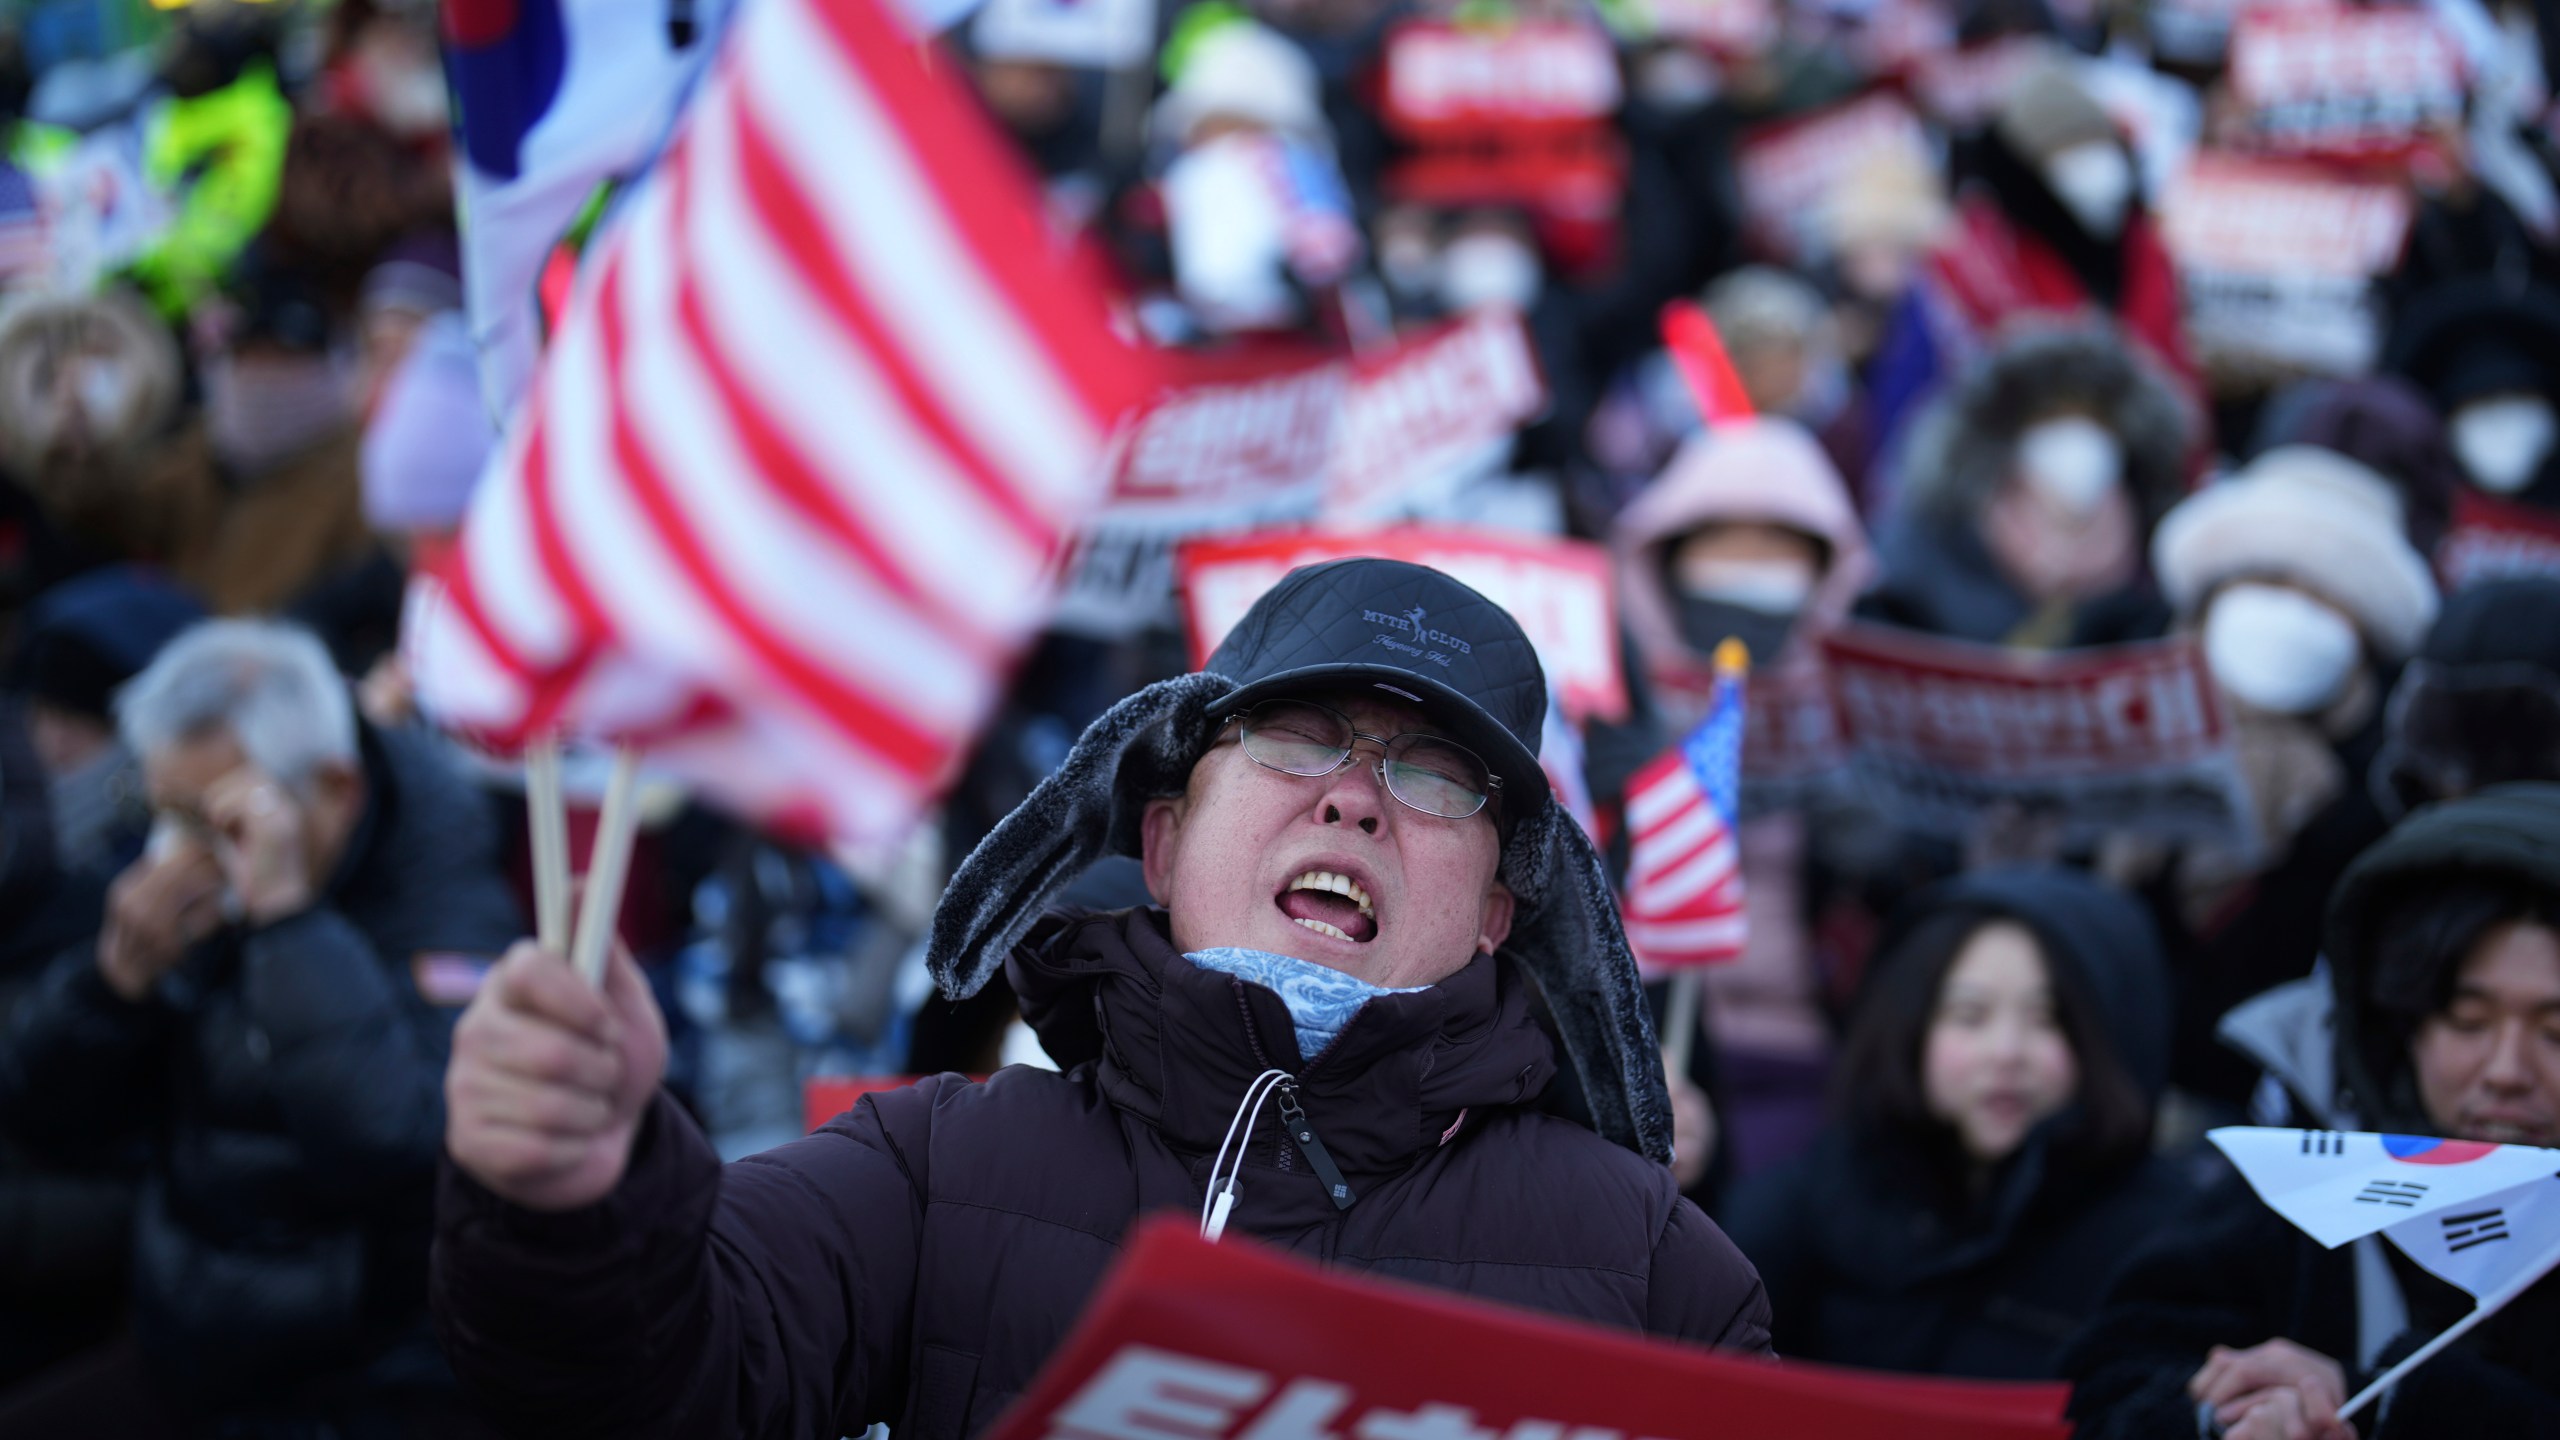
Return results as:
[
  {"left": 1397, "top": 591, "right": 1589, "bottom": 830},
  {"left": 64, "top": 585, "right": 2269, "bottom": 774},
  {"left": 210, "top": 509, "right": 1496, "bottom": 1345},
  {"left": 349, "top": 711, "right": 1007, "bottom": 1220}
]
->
[
  {"left": 1287, "top": 870, "right": 1373, "bottom": 917},
  {"left": 1293, "top": 917, "right": 1353, "bottom": 942}
]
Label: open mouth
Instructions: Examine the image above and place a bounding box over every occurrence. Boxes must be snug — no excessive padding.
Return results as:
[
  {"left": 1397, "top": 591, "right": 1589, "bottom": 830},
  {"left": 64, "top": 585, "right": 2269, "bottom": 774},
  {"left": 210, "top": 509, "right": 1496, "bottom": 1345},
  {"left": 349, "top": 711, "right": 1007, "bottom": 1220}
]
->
[{"left": 1276, "top": 869, "right": 1378, "bottom": 944}]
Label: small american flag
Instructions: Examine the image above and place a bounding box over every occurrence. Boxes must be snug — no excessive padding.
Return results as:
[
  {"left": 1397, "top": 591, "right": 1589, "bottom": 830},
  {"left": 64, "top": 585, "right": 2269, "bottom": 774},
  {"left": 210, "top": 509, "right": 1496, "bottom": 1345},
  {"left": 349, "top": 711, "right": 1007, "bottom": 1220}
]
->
[
  {"left": 1622, "top": 639, "right": 1748, "bottom": 969},
  {"left": 408, "top": 0, "right": 1157, "bottom": 845}
]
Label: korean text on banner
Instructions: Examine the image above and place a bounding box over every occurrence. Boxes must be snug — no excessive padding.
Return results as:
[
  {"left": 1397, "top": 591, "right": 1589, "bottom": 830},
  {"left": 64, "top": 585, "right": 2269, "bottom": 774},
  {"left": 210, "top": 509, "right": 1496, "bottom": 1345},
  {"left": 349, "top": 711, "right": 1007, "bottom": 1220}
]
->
[
  {"left": 2157, "top": 152, "right": 2413, "bottom": 378},
  {"left": 1178, "top": 528, "right": 1626, "bottom": 723},
  {"left": 2226, "top": 6, "right": 2467, "bottom": 162},
  {"left": 1735, "top": 92, "right": 1932, "bottom": 267},
  {"left": 2440, "top": 489, "right": 2560, "bottom": 592},
  {"left": 1818, "top": 624, "right": 2255, "bottom": 851},
  {"left": 2208, "top": 1127, "right": 2560, "bottom": 1249},
  {"left": 408, "top": 0, "right": 1158, "bottom": 848},
  {"left": 983, "top": 1219, "right": 2071, "bottom": 1440},
  {"left": 1060, "top": 314, "right": 1549, "bottom": 637}
]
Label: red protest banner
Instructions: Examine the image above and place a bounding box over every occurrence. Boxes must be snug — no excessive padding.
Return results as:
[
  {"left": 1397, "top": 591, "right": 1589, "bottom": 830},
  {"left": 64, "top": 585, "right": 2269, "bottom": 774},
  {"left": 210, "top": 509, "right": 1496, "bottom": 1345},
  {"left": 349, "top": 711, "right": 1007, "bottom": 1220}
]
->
[
  {"left": 1819, "top": 624, "right": 2255, "bottom": 849},
  {"left": 1059, "top": 315, "right": 1548, "bottom": 637},
  {"left": 981, "top": 1218, "right": 2071, "bottom": 1440},
  {"left": 1178, "top": 528, "right": 1626, "bottom": 723},
  {"left": 2156, "top": 151, "right": 2413, "bottom": 375},
  {"left": 2226, "top": 4, "right": 2466, "bottom": 163},
  {"left": 2440, "top": 489, "right": 2560, "bottom": 592},
  {"left": 1379, "top": 21, "right": 1622, "bottom": 140},
  {"left": 1735, "top": 92, "right": 1932, "bottom": 265}
]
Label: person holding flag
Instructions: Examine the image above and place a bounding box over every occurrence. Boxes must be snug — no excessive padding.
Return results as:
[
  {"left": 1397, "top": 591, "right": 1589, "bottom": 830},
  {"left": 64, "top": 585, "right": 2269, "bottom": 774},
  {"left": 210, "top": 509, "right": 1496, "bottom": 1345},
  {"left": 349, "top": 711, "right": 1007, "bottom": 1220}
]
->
[
  {"left": 2066, "top": 785, "right": 2560, "bottom": 1440},
  {"left": 432, "top": 559, "right": 1771, "bottom": 1437}
]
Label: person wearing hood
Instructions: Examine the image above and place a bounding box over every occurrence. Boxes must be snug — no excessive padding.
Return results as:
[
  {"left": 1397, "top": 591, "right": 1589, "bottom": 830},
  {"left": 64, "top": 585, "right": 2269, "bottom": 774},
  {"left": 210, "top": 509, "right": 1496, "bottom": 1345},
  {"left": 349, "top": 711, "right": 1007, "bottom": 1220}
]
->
[
  {"left": 1612, "top": 418, "right": 1875, "bottom": 1180},
  {"left": 1863, "top": 321, "right": 2194, "bottom": 650},
  {"left": 1867, "top": 56, "right": 2197, "bottom": 458},
  {"left": 2066, "top": 786, "right": 2560, "bottom": 1440},
  {"left": 2139, "top": 448, "right": 2441, "bottom": 1111},
  {"left": 430, "top": 560, "right": 1771, "bottom": 1439},
  {"left": 2386, "top": 278, "right": 2560, "bottom": 514},
  {"left": 1724, "top": 867, "right": 2183, "bottom": 1378}
]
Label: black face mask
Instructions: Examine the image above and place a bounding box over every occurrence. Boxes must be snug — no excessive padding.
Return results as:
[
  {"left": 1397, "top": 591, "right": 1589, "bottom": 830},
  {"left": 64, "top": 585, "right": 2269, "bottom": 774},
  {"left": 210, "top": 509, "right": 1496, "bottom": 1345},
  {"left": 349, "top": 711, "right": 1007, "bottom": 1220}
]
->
[{"left": 1673, "top": 594, "right": 1799, "bottom": 663}]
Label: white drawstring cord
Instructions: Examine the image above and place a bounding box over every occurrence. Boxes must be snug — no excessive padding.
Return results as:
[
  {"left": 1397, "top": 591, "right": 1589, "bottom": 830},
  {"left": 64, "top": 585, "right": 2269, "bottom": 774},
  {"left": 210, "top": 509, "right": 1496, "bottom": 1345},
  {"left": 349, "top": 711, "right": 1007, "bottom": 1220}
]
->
[{"left": 1200, "top": 1068, "right": 1292, "bottom": 1242}]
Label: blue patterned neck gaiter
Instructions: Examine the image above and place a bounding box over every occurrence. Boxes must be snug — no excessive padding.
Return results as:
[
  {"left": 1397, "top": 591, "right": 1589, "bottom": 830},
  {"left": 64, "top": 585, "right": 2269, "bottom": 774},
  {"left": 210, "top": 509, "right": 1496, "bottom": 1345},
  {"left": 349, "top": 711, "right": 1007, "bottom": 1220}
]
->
[{"left": 1187, "top": 947, "right": 1430, "bottom": 1062}]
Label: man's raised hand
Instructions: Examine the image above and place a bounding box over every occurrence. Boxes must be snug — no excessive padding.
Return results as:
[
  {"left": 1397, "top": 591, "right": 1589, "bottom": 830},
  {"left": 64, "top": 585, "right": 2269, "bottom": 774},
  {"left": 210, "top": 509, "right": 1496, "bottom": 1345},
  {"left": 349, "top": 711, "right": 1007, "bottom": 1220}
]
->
[{"left": 446, "top": 940, "right": 668, "bottom": 1211}]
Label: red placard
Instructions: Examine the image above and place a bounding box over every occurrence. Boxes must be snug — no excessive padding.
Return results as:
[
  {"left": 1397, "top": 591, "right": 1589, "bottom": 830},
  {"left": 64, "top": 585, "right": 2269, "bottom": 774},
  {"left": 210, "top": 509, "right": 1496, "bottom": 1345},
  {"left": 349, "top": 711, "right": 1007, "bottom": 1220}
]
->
[
  {"left": 2226, "top": 4, "right": 2467, "bottom": 162},
  {"left": 1379, "top": 21, "right": 1622, "bottom": 140},
  {"left": 1178, "top": 527, "right": 1626, "bottom": 723},
  {"left": 2440, "top": 489, "right": 2560, "bottom": 591},
  {"left": 1734, "top": 92, "right": 1933, "bottom": 265},
  {"left": 1818, "top": 624, "right": 2255, "bottom": 849},
  {"left": 981, "top": 1218, "right": 2071, "bottom": 1440},
  {"left": 2156, "top": 150, "right": 2414, "bottom": 374}
]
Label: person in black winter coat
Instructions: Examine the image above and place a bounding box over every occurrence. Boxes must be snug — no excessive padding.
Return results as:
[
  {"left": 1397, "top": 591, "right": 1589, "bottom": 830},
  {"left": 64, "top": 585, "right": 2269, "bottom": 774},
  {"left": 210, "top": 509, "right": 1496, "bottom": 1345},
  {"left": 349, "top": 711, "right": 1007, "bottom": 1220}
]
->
[
  {"left": 429, "top": 561, "right": 1770, "bottom": 1440},
  {"left": 2065, "top": 785, "right": 2560, "bottom": 1440},
  {"left": 1724, "top": 866, "right": 2187, "bottom": 1378},
  {"left": 0, "top": 619, "right": 519, "bottom": 1436}
]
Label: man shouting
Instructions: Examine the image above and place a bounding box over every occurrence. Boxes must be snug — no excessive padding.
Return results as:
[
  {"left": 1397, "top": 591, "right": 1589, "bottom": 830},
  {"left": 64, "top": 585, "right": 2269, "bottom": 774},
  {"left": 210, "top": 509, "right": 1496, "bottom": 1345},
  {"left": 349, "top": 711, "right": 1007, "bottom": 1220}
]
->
[{"left": 431, "top": 560, "right": 1771, "bottom": 1438}]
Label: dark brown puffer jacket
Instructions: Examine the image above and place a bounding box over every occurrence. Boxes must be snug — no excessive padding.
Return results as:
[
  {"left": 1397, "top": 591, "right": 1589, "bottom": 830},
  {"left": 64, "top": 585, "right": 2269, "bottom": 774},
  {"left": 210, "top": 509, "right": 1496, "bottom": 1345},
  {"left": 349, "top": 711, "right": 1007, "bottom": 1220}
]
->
[{"left": 431, "top": 907, "right": 1771, "bottom": 1439}]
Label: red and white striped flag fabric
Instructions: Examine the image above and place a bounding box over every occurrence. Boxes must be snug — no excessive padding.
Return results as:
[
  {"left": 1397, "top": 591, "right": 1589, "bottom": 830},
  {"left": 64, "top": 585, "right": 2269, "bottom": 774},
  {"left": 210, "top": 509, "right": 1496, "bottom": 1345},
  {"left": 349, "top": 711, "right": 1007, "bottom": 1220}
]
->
[
  {"left": 407, "top": 0, "right": 1158, "bottom": 845},
  {"left": 1621, "top": 644, "right": 1748, "bottom": 969}
]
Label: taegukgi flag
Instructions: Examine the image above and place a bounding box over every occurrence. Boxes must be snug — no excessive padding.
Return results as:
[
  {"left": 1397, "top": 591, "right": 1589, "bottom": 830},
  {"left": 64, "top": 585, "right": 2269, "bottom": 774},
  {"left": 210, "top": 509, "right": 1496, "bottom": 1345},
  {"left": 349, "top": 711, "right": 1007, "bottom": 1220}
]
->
[
  {"left": 2383, "top": 1172, "right": 2560, "bottom": 1302},
  {"left": 2208, "top": 1127, "right": 2560, "bottom": 1249}
]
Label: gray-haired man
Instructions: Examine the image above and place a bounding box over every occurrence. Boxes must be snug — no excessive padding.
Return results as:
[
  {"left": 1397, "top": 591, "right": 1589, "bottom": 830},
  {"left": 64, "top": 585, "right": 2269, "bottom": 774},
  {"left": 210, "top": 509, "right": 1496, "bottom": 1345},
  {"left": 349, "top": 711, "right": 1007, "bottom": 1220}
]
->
[{"left": 0, "top": 619, "right": 518, "bottom": 1433}]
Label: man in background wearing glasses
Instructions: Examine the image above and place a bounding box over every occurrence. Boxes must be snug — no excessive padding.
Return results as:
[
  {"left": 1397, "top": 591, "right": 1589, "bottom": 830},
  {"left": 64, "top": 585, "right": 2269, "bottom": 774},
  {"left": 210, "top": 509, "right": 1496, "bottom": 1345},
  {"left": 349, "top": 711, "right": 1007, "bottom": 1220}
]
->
[{"left": 431, "top": 560, "right": 1772, "bottom": 1440}]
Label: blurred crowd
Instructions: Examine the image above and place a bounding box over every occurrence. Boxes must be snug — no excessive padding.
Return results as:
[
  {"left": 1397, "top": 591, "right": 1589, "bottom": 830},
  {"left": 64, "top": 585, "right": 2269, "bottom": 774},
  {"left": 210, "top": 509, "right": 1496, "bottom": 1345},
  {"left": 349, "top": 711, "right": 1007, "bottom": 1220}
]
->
[{"left": 2, "top": 0, "right": 2560, "bottom": 1435}]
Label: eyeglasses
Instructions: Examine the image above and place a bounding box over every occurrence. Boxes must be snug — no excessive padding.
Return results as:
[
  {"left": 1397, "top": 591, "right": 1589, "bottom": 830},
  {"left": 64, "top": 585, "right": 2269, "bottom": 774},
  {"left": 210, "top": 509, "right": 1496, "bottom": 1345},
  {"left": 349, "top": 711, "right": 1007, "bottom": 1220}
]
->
[{"left": 1225, "top": 698, "right": 1500, "bottom": 820}]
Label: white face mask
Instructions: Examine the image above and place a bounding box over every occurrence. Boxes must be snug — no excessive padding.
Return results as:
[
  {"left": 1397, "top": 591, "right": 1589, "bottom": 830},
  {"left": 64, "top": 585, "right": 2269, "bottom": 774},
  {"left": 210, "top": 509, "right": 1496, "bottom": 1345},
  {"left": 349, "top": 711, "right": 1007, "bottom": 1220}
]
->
[
  {"left": 2016, "top": 415, "right": 2124, "bottom": 516},
  {"left": 2043, "top": 141, "right": 2135, "bottom": 240},
  {"left": 2203, "top": 583, "right": 2363, "bottom": 716},
  {"left": 1675, "top": 557, "right": 1817, "bottom": 614},
  {"left": 1438, "top": 232, "right": 1542, "bottom": 314},
  {"left": 2451, "top": 395, "right": 2558, "bottom": 495}
]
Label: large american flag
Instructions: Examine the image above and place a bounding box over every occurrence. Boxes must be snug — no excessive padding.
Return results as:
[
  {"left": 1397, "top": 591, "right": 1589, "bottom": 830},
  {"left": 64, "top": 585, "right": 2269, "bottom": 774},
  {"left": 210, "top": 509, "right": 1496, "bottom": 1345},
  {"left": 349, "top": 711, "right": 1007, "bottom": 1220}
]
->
[
  {"left": 407, "top": 0, "right": 1158, "bottom": 845},
  {"left": 1621, "top": 643, "right": 1748, "bottom": 969}
]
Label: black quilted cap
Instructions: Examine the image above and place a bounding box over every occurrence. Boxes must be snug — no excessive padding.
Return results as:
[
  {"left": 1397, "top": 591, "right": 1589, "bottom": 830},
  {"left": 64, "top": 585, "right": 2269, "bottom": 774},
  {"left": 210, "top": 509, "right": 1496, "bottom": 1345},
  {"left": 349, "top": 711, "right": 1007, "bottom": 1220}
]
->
[{"left": 1202, "top": 558, "right": 1550, "bottom": 822}]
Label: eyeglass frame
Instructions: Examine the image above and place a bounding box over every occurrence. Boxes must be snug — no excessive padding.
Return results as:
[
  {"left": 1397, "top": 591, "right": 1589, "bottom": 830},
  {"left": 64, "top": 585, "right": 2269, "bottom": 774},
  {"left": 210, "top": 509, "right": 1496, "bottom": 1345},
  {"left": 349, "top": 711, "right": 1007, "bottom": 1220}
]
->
[{"left": 1215, "top": 698, "right": 1503, "bottom": 821}]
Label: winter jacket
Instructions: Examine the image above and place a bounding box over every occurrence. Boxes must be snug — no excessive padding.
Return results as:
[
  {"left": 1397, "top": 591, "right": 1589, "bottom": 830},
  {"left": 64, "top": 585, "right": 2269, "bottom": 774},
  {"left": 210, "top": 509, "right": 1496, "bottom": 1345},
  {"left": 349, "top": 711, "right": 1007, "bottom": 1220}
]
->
[
  {"left": 0, "top": 722, "right": 520, "bottom": 1417},
  {"left": 2066, "top": 786, "right": 2560, "bottom": 1436},
  {"left": 431, "top": 906, "right": 1773, "bottom": 1440},
  {"left": 1724, "top": 867, "right": 2184, "bottom": 1379}
]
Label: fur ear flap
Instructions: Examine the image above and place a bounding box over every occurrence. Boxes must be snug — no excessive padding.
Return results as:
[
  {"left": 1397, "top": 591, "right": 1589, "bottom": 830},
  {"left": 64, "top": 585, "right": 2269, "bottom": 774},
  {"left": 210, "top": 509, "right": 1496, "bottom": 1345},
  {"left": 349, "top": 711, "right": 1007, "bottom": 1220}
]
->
[
  {"left": 1498, "top": 808, "right": 1674, "bottom": 1165},
  {"left": 927, "top": 674, "right": 1230, "bottom": 1000}
]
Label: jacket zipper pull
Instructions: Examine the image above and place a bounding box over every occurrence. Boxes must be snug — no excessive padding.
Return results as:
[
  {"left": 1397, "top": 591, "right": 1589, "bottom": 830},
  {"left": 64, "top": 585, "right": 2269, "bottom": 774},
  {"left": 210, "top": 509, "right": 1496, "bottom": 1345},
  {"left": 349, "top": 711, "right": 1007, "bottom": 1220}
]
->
[{"left": 1277, "top": 1083, "right": 1357, "bottom": 1211}]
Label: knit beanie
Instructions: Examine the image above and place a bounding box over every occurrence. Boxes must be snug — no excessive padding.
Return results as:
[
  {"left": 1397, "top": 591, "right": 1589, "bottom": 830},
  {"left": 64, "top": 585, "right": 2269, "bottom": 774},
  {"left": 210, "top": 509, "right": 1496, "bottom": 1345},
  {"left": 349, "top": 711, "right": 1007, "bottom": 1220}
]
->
[
  {"left": 1994, "top": 59, "right": 2117, "bottom": 168},
  {"left": 2152, "top": 446, "right": 2441, "bottom": 658}
]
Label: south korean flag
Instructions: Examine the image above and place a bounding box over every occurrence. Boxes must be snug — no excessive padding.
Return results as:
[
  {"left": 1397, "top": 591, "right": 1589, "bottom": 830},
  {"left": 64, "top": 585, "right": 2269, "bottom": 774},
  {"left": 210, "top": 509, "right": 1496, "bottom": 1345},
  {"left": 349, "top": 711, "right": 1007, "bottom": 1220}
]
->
[{"left": 2386, "top": 1173, "right": 2560, "bottom": 1301}]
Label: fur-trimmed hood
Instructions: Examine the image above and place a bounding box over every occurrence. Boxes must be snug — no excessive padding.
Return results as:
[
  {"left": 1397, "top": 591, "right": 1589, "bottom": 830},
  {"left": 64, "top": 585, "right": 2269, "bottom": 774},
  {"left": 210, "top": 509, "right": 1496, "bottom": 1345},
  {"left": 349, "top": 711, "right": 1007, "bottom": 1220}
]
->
[
  {"left": 1896, "top": 320, "right": 2196, "bottom": 535},
  {"left": 926, "top": 673, "right": 1675, "bottom": 1164}
]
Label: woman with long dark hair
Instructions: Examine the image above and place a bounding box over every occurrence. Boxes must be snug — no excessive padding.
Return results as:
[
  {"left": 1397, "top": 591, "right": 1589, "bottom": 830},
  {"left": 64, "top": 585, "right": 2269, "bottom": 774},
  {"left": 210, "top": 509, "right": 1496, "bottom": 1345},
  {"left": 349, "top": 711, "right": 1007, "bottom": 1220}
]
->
[{"left": 1724, "top": 866, "right": 2185, "bottom": 1378}]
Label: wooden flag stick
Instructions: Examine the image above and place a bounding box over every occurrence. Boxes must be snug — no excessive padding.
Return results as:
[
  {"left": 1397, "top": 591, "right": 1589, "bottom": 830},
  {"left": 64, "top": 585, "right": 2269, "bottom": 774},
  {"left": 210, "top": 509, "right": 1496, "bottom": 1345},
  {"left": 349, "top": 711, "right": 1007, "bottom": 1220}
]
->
[
  {"left": 2339, "top": 1236, "right": 2560, "bottom": 1419},
  {"left": 525, "top": 738, "right": 571, "bottom": 955},
  {"left": 1663, "top": 969, "right": 1704, "bottom": 1079},
  {"left": 567, "top": 748, "right": 642, "bottom": 987}
]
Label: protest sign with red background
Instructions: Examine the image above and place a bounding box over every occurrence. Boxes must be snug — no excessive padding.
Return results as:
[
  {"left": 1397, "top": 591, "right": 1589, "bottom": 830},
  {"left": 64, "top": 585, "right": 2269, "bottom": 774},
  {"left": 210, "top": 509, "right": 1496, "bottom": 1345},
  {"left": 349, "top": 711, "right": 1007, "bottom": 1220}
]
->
[
  {"left": 1735, "top": 92, "right": 1932, "bottom": 266},
  {"left": 1057, "top": 313, "right": 1548, "bottom": 637},
  {"left": 981, "top": 1218, "right": 2071, "bottom": 1440},
  {"left": 1819, "top": 625, "right": 2256, "bottom": 850},
  {"left": 1178, "top": 528, "right": 1626, "bottom": 723},
  {"left": 2440, "top": 489, "right": 2560, "bottom": 592},
  {"left": 2156, "top": 151, "right": 2413, "bottom": 378},
  {"left": 1376, "top": 20, "right": 1627, "bottom": 259},
  {"left": 2225, "top": 4, "right": 2466, "bottom": 163}
]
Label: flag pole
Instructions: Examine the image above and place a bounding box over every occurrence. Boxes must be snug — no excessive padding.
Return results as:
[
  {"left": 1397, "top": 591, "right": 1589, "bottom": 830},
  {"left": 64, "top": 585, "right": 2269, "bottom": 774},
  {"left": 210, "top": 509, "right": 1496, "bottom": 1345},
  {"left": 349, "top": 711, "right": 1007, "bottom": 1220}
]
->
[
  {"left": 525, "top": 737, "right": 572, "bottom": 955},
  {"left": 567, "top": 748, "right": 642, "bottom": 986},
  {"left": 2339, "top": 1236, "right": 2560, "bottom": 1419},
  {"left": 1661, "top": 638, "right": 1751, "bottom": 1082}
]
